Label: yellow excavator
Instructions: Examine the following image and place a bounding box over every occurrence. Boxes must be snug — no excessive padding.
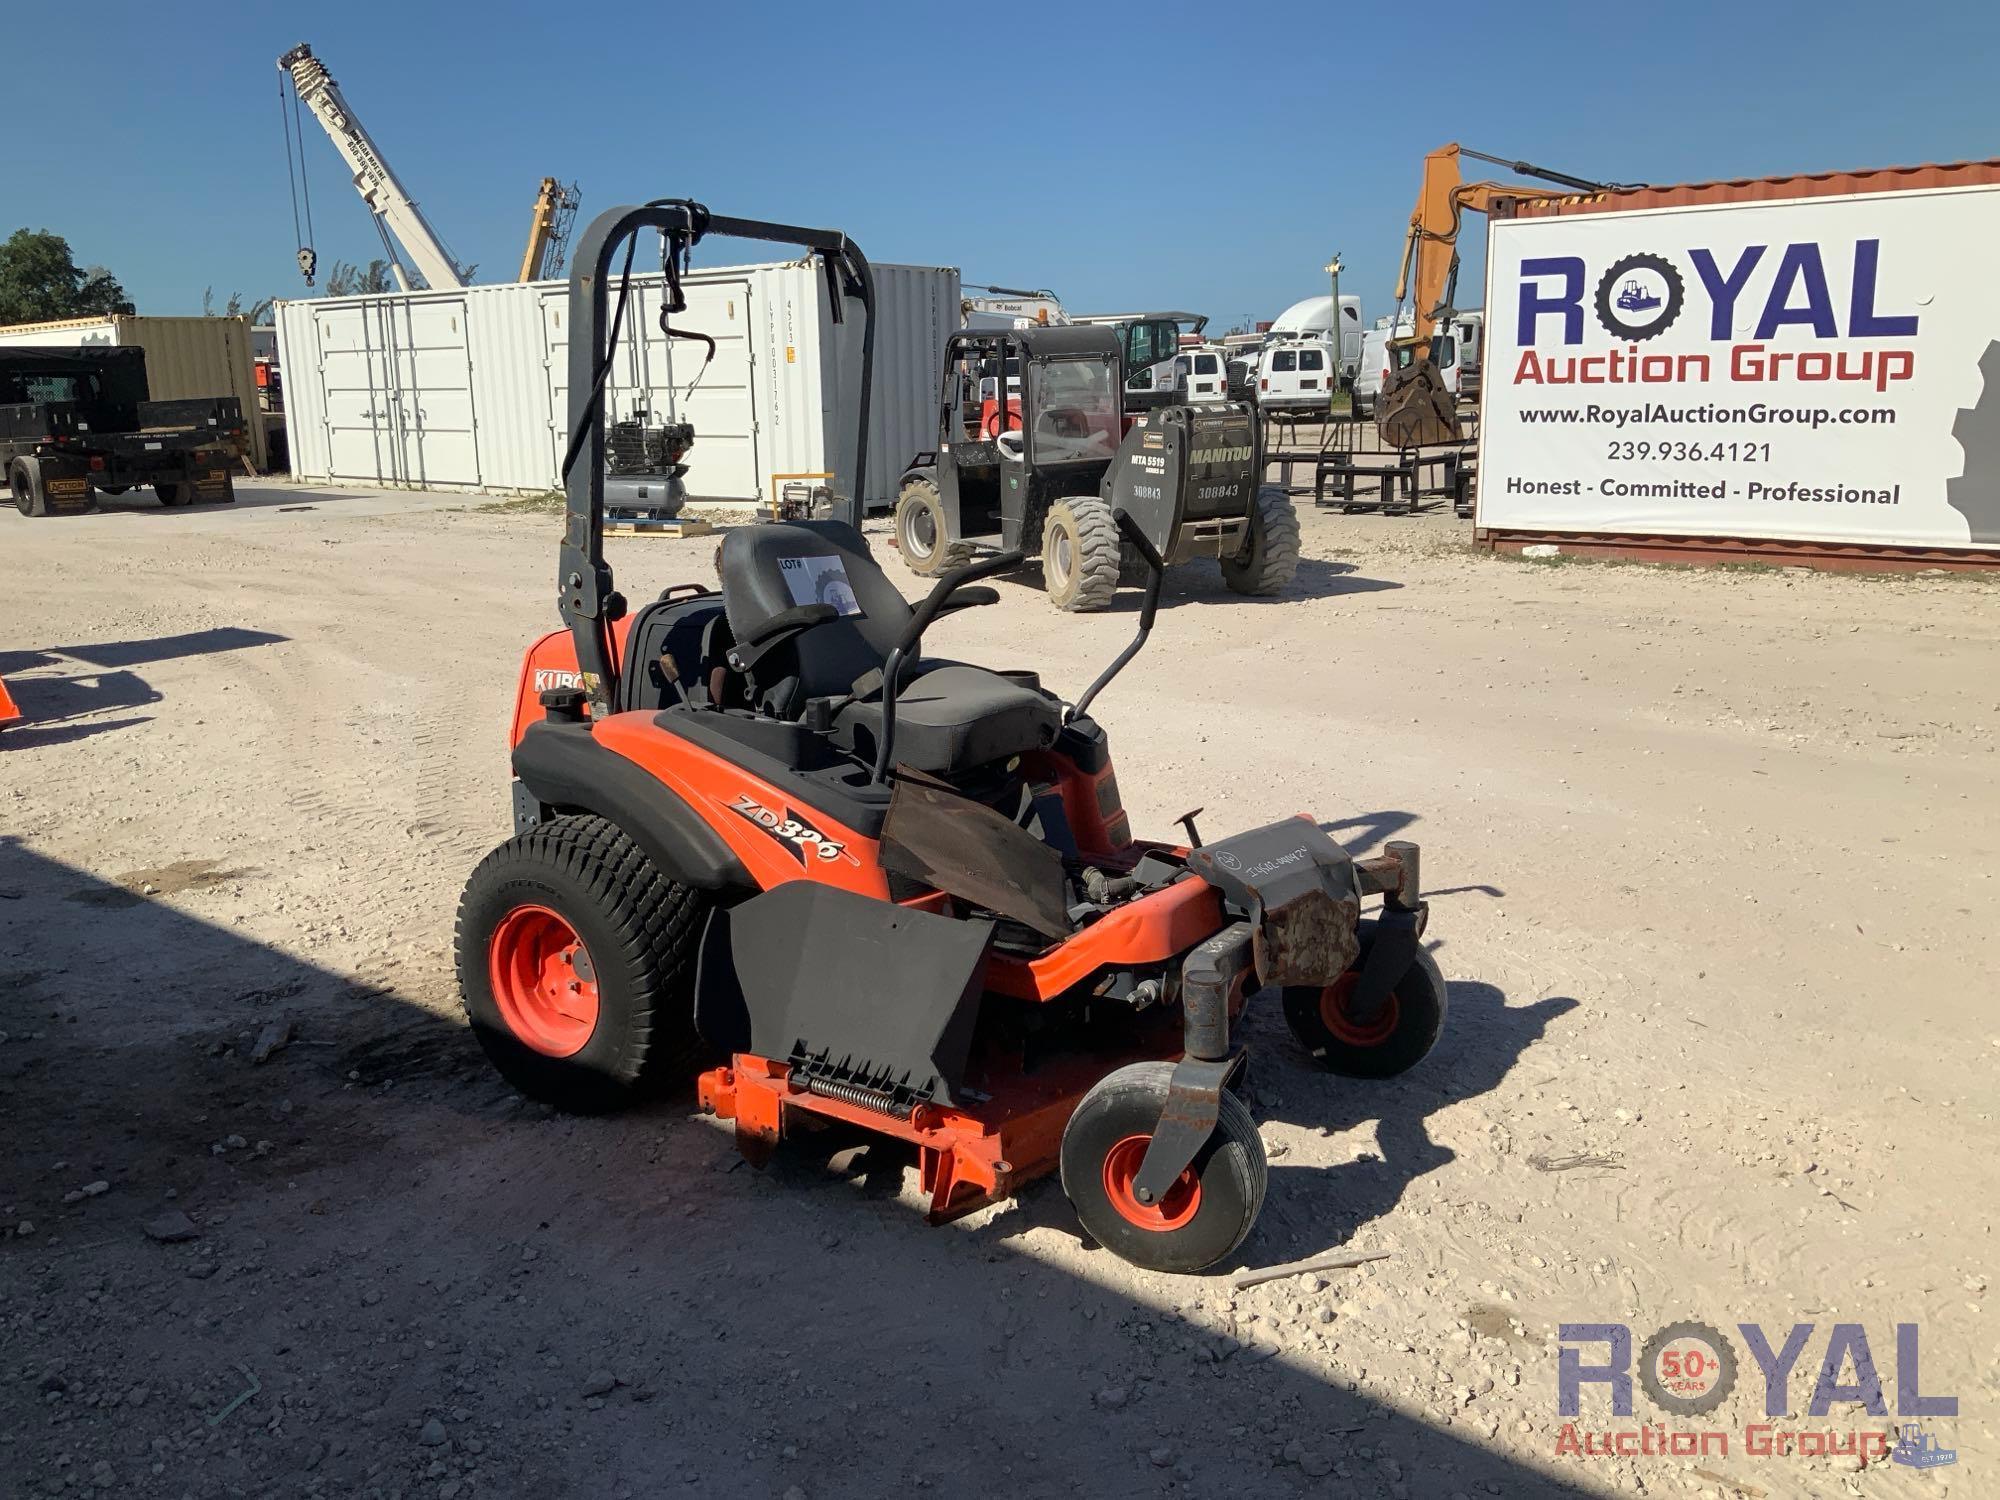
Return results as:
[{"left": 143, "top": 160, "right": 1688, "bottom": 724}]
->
[
  {"left": 518, "top": 177, "right": 582, "bottom": 282},
  {"left": 1375, "top": 143, "right": 1630, "bottom": 448}
]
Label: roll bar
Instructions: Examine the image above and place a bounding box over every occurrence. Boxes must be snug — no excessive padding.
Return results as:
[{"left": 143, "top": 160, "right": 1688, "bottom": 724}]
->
[{"left": 557, "top": 201, "right": 876, "bottom": 716}]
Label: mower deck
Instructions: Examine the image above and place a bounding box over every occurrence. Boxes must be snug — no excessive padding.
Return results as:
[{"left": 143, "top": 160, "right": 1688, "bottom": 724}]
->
[{"left": 698, "top": 1027, "right": 1178, "bottom": 1223}]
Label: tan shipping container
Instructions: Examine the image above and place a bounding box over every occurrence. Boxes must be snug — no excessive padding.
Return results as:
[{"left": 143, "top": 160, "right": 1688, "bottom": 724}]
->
[{"left": 0, "top": 313, "right": 268, "bottom": 471}]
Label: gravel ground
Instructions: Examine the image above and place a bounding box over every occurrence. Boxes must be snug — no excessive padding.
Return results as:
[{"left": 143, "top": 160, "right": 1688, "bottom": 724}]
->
[{"left": 0, "top": 480, "right": 1993, "bottom": 1499}]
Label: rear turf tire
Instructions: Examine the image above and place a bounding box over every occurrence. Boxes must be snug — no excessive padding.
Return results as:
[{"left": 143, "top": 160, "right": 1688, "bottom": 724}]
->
[
  {"left": 1220, "top": 484, "right": 1300, "bottom": 596},
  {"left": 455, "top": 814, "right": 709, "bottom": 1114},
  {"left": 1041, "top": 496, "right": 1121, "bottom": 612},
  {"left": 1061, "top": 1061, "right": 1267, "bottom": 1273},
  {"left": 894, "top": 476, "right": 972, "bottom": 578}
]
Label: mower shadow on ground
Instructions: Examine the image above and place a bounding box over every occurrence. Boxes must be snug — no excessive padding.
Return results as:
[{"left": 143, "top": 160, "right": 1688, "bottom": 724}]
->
[
  {"left": 1248, "top": 972, "right": 1580, "bottom": 1252},
  {"left": 1320, "top": 809, "right": 1422, "bottom": 853},
  {"left": 0, "top": 836, "right": 1595, "bottom": 1499}
]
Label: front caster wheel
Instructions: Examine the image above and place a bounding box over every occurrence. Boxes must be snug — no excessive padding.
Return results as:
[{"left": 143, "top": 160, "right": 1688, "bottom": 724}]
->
[
  {"left": 1060, "top": 1061, "right": 1267, "bottom": 1273},
  {"left": 1283, "top": 933, "right": 1446, "bottom": 1078}
]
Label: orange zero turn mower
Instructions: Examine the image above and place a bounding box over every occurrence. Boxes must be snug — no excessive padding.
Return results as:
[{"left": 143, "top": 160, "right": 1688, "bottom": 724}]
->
[{"left": 455, "top": 200, "right": 1446, "bottom": 1272}]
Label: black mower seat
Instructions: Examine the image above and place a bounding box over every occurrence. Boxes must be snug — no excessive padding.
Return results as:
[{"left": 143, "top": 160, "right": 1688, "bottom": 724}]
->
[
  {"left": 831, "top": 663, "right": 1055, "bottom": 775},
  {"left": 716, "top": 521, "right": 1058, "bottom": 774}
]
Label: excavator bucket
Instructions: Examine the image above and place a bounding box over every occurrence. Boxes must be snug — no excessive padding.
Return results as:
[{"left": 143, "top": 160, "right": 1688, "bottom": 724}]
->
[{"left": 1375, "top": 358, "right": 1462, "bottom": 449}]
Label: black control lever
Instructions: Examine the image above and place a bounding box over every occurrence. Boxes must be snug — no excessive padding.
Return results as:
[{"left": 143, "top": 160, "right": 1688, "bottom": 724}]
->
[
  {"left": 725, "top": 602, "right": 839, "bottom": 674},
  {"left": 1066, "top": 512, "right": 1163, "bottom": 724}
]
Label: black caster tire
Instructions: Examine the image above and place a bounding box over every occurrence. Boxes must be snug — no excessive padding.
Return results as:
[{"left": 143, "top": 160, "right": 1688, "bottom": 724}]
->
[
  {"left": 1061, "top": 1061, "right": 1267, "bottom": 1273},
  {"left": 1283, "top": 930, "right": 1446, "bottom": 1078}
]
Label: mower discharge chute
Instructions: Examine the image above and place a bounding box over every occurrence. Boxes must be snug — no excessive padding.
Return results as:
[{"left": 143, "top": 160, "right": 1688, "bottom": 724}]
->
[{"left": 455, "top": 200, "right": 1447, "bottom": 1273}]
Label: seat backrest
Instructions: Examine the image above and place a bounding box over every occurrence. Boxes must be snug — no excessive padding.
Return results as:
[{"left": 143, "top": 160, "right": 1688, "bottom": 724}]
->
[{"left": 717, "top": 521, "right": 913, "bottom": 717}]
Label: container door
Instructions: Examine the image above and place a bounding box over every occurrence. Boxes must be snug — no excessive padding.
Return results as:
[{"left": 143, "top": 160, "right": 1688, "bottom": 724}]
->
[
  {"left": 632, "top": 278, "right": 759, "bottom": 502},
  {"left": 383, "top": 298, "right": 479, "bottom": 487},
  {"left": 315, "top": 303, "right": 400, "bottom": 484}
]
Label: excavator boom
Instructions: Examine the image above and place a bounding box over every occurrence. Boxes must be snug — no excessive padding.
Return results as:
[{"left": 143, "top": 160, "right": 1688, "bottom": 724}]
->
[{"left": 1377, "top": 142, "right": 1626, "bottom": 449}]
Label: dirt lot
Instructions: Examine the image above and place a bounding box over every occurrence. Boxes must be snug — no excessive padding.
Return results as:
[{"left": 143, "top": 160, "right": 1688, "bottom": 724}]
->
[{"left": 2, "top": 482, "right": 1993, "bottom": 1499}]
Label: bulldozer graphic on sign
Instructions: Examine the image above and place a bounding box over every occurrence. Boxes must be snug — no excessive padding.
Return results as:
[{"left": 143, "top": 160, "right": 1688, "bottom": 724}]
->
[{"left": 1615, "top": 278, "right": 1663, "bottom": 313}]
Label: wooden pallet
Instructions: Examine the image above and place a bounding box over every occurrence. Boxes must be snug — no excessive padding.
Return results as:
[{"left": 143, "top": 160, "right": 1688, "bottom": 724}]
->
[{"left": 604, "top": 515, "right": 714, "bottom": 537}]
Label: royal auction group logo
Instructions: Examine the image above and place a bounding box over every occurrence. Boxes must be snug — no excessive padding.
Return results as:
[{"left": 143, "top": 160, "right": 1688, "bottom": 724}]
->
[
  {"left": 1594, "top": 253, "right": 1685, "bottom": 342},
  {"left": 1555, "top": 1319, "right": 1957, "bottom": 1470}
]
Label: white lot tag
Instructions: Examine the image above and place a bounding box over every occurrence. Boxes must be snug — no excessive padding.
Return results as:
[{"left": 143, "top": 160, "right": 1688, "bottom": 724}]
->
[{"left": 777, "top": 554, "right": 861, "bottom": 616}]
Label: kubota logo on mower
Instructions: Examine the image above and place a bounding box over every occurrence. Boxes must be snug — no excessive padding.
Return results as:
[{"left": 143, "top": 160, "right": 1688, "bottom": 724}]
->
[{"left": 726, "top": 794, "right": 852, "bottom": 865}]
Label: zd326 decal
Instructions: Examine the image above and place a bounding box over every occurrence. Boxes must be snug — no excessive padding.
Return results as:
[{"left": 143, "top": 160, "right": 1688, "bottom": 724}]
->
[{"left": 725, "top": 794, "right": 852, "bottom": 864}]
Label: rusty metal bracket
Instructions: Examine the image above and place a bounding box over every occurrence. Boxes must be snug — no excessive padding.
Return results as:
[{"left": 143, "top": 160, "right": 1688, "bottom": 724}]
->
[{"left": 1130, "top": 923, "right": 1254, "bottom": 1207}]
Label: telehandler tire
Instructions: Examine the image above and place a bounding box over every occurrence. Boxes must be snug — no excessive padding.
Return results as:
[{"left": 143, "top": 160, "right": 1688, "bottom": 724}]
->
[
  {"left": 1041, "top": 496, "right": 1121, "bottom": 611},
  {"left": 1219, "top": 484, "right": 1300, "bottom": 597},
  {"left": 894, "top": 476, "right": 972, "bottom": 578},
  {"left": 456, "top": 814, "right": 709, "bottom": 1114},
  {"left": 1061, "top": 1061, "right": 1268, "bottom": 1273}
]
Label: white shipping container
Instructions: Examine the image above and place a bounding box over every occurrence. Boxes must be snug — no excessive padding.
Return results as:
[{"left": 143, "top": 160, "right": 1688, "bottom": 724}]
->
[
  {"left": 274, "top": 259, "right": 960, "bottom": 508},
  {"left": 0, "top": 313, "right": 270, "bottom": 470}
]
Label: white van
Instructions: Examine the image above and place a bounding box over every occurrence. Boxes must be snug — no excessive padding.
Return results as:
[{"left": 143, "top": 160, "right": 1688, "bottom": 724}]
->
[
  {"left": 1173, "top": 346, "right": 1229, "bottom": 403},
  {"left": 1257, "top": 340, "right": 1334, "bottom": 416}
]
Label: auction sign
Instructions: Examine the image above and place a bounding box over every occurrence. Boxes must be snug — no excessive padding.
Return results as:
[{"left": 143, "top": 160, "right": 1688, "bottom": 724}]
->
[{"left": 1478, "top": 183, "right": 2000, "bottom": 549}]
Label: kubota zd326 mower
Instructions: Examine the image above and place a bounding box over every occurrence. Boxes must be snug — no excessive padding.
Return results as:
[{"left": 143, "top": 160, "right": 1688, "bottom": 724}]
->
[{"left": 457, "top": 201, "right": 1446, "bottom": 1272}]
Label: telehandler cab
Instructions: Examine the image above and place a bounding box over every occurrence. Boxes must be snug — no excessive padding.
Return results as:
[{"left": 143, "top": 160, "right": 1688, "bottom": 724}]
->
[{"left": 894, "top": 326, "right": 1300, "bottom": 610}]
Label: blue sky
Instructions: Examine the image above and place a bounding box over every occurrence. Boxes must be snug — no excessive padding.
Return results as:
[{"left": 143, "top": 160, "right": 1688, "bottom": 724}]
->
[{"left": 8, "top": 1, "right": 1995, "bottom": 328}]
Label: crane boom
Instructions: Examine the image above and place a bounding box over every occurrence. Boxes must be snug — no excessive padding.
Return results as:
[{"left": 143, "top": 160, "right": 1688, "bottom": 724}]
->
[
  {"left": 278, "top": 43, "right": 466, "bottom": 293},
  {"left": 517, "top": 177, "right": 581, "bottom": 282},
  {"left": 519, "top": 178, "right": 562, "bottom": 283}
]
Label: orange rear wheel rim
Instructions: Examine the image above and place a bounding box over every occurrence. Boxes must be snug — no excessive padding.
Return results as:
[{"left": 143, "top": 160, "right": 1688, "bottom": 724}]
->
[
  {"left": 1318, "top": 972, "right": 1400, "bottom": 1048},
  {"left": 1101, "top": 1134, "right": 1202, "bottom": 1231},
  {"left": 488, "top": 904, "right": 599, "bottom": 1057}
]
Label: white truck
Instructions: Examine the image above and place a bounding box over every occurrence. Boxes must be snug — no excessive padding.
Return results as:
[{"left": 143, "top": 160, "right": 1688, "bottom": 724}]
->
[{"left": 1266, "top": 295, "right": 1364, "bottom": 380}]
